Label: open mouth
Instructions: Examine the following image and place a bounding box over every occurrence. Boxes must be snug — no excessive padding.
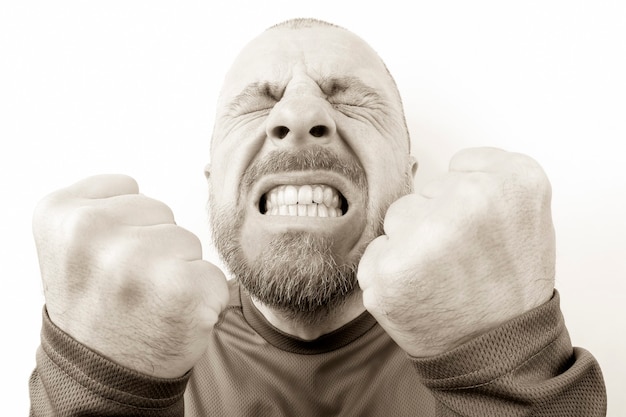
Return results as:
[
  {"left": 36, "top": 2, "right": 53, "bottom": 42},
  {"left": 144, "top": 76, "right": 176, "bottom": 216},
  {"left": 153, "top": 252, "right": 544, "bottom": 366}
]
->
[{"left": 259, "top": 184, "right": 349, "bottom": 217}]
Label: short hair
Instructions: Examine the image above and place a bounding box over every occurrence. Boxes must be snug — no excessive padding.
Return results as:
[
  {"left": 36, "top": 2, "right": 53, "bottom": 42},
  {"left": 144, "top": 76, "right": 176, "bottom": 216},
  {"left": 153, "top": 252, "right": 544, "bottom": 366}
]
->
[{"left": 267, "top": 18, "right": 344, "bottom": 31}]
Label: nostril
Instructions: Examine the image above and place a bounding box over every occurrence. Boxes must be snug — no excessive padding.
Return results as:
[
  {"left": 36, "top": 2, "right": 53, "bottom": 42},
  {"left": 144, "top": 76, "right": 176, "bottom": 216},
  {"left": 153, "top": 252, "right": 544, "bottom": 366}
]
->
[
  {"left": 309, "top": 125, "right": 327, "bottom": 138},
  {"left": 272, "top": 126, "right": 290, "bottom": 139}
]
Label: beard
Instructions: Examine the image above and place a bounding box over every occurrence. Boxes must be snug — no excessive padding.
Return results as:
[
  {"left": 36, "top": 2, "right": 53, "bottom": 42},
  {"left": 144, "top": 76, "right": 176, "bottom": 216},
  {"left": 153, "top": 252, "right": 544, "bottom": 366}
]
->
[
  {"left": 214, "top": 226, "right": 362, "bottom": 325},
  {"left": 209, "top": 145, "right": 411, "bottom": 325}
]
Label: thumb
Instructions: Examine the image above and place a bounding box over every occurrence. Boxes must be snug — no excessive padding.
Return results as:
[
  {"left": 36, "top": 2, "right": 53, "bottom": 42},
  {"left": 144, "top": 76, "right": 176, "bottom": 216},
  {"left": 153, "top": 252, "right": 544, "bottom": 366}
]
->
[{"left": 62, "top": 174, "right": 139, "bottom": 199}]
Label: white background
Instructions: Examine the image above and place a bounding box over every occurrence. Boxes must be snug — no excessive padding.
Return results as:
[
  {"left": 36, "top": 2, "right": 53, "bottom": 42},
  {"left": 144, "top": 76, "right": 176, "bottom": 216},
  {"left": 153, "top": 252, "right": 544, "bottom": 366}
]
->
[{"left": 1, "top": 0, "right": 624, "bottom": 415}]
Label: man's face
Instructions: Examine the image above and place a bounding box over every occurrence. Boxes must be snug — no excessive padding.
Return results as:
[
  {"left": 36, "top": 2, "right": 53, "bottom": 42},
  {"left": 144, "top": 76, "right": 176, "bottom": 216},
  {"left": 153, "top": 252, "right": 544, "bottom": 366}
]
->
[{"left": 207, "top": 25, "right": 413, "bottom": 322}]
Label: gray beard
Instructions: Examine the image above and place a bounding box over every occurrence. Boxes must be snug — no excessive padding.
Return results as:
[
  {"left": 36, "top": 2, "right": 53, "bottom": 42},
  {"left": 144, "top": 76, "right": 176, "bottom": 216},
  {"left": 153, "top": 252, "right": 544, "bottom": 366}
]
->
[
  {"left": 212, "top": 221, "right": 362, "bottom": 325},
  {"left": 208, "top": 145, "right": 411, "bottom": 326}
]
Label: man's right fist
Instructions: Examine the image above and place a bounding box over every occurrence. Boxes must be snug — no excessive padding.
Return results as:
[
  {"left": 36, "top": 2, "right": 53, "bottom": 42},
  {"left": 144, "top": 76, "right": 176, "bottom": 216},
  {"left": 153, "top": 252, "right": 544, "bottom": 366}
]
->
[{"left": 32, "top": 174, "right": 229, "bottom": 378}]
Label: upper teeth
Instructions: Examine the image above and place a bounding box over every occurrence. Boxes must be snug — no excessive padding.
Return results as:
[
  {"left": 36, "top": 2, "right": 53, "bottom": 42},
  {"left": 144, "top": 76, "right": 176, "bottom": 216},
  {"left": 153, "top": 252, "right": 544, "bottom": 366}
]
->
[{"left": 264, "top": 184, "right": 344, "bottom": 217}]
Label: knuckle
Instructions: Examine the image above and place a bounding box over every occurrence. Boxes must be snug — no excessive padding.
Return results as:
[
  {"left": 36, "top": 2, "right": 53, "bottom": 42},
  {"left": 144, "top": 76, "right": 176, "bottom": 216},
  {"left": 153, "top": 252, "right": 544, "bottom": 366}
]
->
[
  {"left": 456, "top": 173, "right": 494, "bottom": 208},
  {"left": 173, "top": 227, "right": 203, "bottom": 257},
  {"left": 505, "top": 156, "right": 552, "bottom": 202},
  {"left": 138, "top": 195, "right": 176, "bottom": 223},
  {"left": 116, "top": 174, "right": 140, "bottom": 192},
  {"left": 163, "top": 277, "right": 195, "bottom": 305},
  {"left": 508, "top": 151, "right": 538, "bottom": 168},
  {"left": 157, "top": 201, "right": 176, "bottom": 222},
  {"left": 132, "top": 224, "right": 202, "bottom": 260},
  {"left": 32, "top": 190, "right": 71, "bottom": 229},
  {"left": 525, "top": 163, "right": 552, "bottom": 197},
  {"left": 508, "top": 153, "right": 548, "bottom": 182},
  {"left": 63, "top": 205, "right": 107, "bottom": 238}
]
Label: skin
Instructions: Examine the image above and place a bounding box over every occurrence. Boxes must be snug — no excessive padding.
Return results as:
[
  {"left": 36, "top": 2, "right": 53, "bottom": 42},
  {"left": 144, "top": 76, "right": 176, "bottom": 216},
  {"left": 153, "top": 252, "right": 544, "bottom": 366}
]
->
[
  {"left": 359, "top": 148, "right": 555, "bottom": 356},
  {"left": 33, "top": 20, "right": 556, "bottom": 379},
  {"left": 206, "top": 24, "right": 416, "bottom": 339},
  {"left": 207, "top": 22, "right": 555, "bottom": 352},
  {"left": 32, "top": 175, "right": 230, "bottom": 378}
]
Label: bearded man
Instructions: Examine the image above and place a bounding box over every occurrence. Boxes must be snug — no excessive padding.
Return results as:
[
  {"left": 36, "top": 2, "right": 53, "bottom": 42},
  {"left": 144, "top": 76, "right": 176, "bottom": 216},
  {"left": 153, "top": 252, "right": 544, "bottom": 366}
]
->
[{"left": 29, "top": 18, "right": 606, "bottom": 416}]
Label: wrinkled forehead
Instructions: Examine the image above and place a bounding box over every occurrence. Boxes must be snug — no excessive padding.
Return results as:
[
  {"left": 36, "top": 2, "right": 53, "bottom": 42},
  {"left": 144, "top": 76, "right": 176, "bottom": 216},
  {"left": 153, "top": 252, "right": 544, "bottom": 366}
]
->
[{"left": 217, "top": 26, "right": 395, "bottom": 108}]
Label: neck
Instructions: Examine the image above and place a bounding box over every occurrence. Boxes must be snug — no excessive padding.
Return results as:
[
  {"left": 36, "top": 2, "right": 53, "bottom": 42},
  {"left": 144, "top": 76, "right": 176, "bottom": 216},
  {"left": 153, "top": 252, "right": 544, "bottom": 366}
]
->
[{"left": 251, "top": 292, "right": 366, "bottom": 340}]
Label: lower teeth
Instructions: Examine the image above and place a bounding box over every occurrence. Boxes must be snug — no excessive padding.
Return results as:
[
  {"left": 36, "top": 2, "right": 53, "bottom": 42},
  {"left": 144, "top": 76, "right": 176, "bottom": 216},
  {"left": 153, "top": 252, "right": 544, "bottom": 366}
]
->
[{"left": 267, "top": 204, "right": 342, "bottom": 217}]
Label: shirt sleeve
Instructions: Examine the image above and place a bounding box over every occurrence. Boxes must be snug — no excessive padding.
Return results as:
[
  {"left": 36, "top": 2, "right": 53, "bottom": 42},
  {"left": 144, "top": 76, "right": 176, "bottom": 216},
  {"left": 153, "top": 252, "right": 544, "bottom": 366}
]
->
[
  {"left": 29, "top": 308, "right": 189, "bottom": 417},
  {"left": 410, "top": 290, "right": 607, "bottom": 416}
]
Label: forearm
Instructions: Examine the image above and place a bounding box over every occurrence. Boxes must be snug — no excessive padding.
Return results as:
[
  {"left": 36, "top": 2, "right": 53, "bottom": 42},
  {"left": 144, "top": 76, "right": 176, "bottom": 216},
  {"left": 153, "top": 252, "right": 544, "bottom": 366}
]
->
[
  {"left": 29, "top": 307, "right": 189, "bottom": 417},
  {"left": 411, "top": 291, "right": 606, "bottom": 416}
]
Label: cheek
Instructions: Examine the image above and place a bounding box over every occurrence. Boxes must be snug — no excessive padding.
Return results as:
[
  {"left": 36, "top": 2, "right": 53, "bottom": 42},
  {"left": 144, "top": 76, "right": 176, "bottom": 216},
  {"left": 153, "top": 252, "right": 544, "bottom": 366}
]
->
[
  {"left": 337, "top": 116, "right": 409, "bottom": 186},
  {"left": 210, "top": 122, "right": 268, "bottom": 201},
  {"left": 365, "top": 147, "right": 411, "bottom": 191},
  {"left": 365, "top": 152, "right": 414, "bottom": 228}
]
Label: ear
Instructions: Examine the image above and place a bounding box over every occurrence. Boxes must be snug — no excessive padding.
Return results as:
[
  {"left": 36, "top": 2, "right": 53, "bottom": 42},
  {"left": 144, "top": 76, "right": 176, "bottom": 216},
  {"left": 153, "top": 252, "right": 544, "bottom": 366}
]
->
[
  {"left": 409, "top": 155, "right": 418, "bottom": 178},
  {"left": 204, "top": 163, "right": 211, "bottom": 181}
]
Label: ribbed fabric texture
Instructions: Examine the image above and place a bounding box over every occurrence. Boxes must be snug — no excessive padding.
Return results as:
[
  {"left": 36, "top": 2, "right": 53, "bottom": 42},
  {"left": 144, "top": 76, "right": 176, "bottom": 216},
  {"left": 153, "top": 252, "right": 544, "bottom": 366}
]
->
[
  {"left": 30, "top": 282, "right": 607, "bottom": 416},
  {"left": 30, "top": 308, "right": 189, "bottom": 416},
  {"left": 410, "top": 292, "right": 606, "bottom": 416}
]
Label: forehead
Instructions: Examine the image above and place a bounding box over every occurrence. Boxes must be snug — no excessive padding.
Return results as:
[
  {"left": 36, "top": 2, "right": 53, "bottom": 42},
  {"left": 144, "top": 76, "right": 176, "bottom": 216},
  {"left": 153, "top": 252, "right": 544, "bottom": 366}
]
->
[{"left": 218, "top": 27, "right": 393, "bottom": 103}]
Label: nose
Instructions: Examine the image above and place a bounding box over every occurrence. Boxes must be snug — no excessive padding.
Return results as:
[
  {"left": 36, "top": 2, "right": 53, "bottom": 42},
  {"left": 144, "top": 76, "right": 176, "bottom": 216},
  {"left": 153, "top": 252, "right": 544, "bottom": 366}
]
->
[{"left": 265, "top": 96, "right": 337, "bottom": 147}]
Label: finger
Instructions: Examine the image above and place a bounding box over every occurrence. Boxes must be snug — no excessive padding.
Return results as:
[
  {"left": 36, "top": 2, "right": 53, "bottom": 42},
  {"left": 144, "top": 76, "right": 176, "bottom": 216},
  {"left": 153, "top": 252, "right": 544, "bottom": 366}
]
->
[
  {"left": 419, "top": 172, "right": 462, "bottom": 199},
  {"left": 382, "top": 193, "right": 430, "bottom": 238},
  {"left": 99, "top": 194, "right": 176, "bottom": 226},
  {"left": 133, "top": 224, "right": 203, "bottom": 261},
  {"left": 357, "top": 235, "right": 388, "bottom": 290},
  {"left": 450, "top": 148, "right": 549, "bottom": 187},
  {"left": 449, "top": 147, "right": 507, "bottom": 173},
  {"left": 185, "top": 259, "right": 230, "bottom": 314},
  {"left": 62, "top": 174, "right": 139, "bottom": 199}
]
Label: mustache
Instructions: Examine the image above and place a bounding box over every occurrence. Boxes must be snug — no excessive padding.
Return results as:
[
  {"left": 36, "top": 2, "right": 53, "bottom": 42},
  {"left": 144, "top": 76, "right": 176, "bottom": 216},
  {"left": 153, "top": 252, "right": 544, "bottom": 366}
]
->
[{"left": 241, "top": 145, "right": 367, "bottom": 191}]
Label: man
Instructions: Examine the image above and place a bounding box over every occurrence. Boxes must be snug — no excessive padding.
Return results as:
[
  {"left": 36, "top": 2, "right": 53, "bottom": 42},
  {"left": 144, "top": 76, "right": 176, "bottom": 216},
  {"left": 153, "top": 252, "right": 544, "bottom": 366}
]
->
[{"left": 30, "top": 18, "right": 606, "bottom": 416}]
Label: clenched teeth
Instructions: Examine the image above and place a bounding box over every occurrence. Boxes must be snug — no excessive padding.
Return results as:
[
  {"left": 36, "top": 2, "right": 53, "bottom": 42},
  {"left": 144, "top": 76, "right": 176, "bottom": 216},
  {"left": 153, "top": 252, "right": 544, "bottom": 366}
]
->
[{"left": 261, "top": 184, "right": 347, "bottom": 217}]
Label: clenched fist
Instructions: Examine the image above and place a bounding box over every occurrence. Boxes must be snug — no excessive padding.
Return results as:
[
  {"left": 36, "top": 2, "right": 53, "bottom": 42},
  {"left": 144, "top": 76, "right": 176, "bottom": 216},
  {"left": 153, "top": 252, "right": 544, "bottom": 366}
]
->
[
  {"left": 32, "top": 175, "right": 229, "bottom": 378},
  {"left": 358, "top": 147, "right": 556, "bottom": 357}
]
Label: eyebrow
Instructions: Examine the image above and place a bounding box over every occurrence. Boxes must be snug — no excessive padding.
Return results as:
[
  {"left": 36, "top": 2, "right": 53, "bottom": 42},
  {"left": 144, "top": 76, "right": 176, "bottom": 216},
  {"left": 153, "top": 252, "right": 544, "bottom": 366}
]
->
[
  {"left": 226, "top": 76, "right": 383, "bottom": 115},
  {"left": 317, "top": 76, "right": 383, "bottom": 103},
  {"left": 226, "top": 82, "right": 285, "bottom": 115}
]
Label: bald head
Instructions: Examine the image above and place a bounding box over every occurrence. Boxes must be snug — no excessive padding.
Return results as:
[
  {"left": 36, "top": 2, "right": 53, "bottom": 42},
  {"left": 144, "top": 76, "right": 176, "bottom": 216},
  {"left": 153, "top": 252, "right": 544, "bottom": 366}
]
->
[
  {"left": 213, "top": 19, "right": 410, "bottom": 152},
  {"left": 268, "top": 17, "right": 344, "bottom": 31},
  {"left": 206, "top": 19, "right": 417, "bottom": 323}
]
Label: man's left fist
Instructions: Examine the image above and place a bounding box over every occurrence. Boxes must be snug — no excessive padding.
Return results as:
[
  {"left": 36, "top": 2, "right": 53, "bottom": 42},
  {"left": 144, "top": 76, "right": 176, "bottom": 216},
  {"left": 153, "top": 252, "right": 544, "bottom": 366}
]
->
[{"left": 358, "top": 147, "right": 555, "bottom": 357}]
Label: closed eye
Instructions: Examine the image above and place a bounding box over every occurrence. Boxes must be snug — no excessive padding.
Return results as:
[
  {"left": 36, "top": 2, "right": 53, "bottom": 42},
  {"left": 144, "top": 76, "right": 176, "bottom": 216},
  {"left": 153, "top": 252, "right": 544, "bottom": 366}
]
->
[
  {"left": 319, "top": 76, "right": 385, "bottom": 109},
  {"left": 227, "top": 82, "right": 285, "bottom": 116}
]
